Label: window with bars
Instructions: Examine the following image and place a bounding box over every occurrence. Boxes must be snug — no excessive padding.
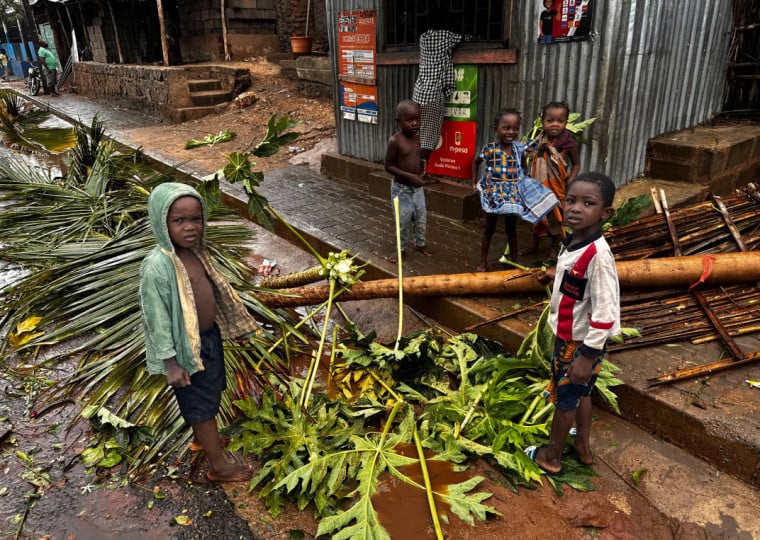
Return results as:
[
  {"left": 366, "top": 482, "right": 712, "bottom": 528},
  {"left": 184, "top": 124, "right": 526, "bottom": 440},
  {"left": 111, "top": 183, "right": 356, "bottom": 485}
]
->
[{"left": 384, "top": 0, "right": 508, "bottom": 47}]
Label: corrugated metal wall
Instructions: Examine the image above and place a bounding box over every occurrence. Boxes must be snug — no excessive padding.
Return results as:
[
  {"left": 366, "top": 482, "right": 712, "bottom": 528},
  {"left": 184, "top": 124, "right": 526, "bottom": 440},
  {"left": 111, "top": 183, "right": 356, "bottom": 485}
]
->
[{"left": 327, "top": 0, "right": 733, "bottom": 186}]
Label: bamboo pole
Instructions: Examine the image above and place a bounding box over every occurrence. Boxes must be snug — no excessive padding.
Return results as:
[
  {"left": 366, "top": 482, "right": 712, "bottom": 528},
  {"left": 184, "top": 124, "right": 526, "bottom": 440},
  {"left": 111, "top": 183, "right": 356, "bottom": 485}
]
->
[
  {"left": 254, "top": 252, "right": 760, "bottom": 308},
  {"left": 649, "top": 350, "right": 760, "bottom": 386}
]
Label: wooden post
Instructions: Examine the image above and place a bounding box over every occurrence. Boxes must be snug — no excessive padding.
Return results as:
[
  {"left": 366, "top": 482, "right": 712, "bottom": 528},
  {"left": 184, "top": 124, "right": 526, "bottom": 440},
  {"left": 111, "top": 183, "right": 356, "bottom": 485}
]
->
[
  {"left": 155, "top": 0, "right": 169, "bottom": 66},
  {"left": 103, "top": 0, "right": 124, "bottom": 64},
  {"left": 77, "top": 4, "right": 88, "bottom": 59},
  {"left": 221, "top": 0, "right": 230, "bottom": 61}
]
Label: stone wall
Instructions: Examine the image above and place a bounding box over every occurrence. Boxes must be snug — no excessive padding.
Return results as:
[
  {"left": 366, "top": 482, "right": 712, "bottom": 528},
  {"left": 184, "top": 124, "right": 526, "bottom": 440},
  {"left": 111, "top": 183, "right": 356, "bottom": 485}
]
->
[
  {"left": 275, "top": 0, "right": 329, "bottom": 54},
  {"left": 73, "top": 62, "right": 251, "bottom": 121},
  {"left": 179, "top": 0, "right": 284, "bottom": 61}
]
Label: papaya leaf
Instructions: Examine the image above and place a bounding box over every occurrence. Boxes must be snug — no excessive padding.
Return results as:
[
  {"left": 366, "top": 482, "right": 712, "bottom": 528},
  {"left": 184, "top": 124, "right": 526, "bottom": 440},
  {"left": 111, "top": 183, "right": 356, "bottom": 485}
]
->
[{"left": 436, "top": 475, "right": 499, "bottom": 525}]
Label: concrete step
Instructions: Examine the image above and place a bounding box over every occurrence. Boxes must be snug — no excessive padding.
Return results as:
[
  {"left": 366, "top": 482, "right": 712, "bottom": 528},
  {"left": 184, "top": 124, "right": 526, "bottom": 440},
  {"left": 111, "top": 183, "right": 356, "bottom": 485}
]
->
[
  {"left": 173, "top": 105, "right": 224, "bottom": 122},
  {"left": 591, "top": 408, "right": 760, "bottom": 536},
  {"left": 189, "top": 89, "right": 232, "bottom": 107},
  {"left": 645, "top": 123, "right": 760, "bottom": 194},
  {"left": 187, "top": 78, "right": 222, "bottom": 92},
  {"left": 279, "top": 58, "right": 297, "bottom": 76},
  {"left": 613, "top": 177, "right": 709, "bottom": 218},
  {"left": 321, "top": 151, "right": 480, "bottom": 221}
]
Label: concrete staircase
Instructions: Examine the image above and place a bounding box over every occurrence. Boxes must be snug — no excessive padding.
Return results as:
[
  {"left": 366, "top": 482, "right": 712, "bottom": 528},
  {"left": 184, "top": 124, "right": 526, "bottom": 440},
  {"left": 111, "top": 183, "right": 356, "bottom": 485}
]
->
[
  {"left": 615, "top": 122, "right": 760, "bottom": 213},
  {"left": 174, "top": 78, "right": 233, "bottom": 122}
]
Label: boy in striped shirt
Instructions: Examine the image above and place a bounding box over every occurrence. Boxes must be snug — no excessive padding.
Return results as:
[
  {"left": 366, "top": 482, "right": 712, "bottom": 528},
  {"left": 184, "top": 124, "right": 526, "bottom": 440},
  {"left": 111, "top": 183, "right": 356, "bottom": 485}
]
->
[{"left": 529, "top": 172, "right": 620, "bottom": 474}]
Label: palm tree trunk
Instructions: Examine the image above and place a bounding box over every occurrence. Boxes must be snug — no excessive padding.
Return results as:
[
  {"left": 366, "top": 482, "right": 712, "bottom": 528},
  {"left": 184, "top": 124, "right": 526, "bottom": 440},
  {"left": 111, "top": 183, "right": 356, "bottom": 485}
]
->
[{"left": 254, "top": 252, "right": 760, "bottom": 308}]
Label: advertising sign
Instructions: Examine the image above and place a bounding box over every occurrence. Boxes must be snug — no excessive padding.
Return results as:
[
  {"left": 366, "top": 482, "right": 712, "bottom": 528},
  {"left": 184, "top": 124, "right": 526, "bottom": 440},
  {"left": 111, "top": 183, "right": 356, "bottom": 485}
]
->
[
  {"left": 338, "top": 10, "right": 377, "bottom": 82},
  {"left": 427, "top": 121, "right": 478, "bottom": 178},
  {"left": 537, "top": 0, "right": 594, "bottom": 44},
  {"left": 427, "top": 65, "right": 478, "bottom": 179}
]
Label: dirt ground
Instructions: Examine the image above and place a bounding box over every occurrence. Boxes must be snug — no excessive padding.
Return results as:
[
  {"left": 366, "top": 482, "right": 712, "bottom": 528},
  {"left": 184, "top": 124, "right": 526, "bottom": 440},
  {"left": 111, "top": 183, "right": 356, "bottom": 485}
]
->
[{"left": 120, "top": 59, "right": 337, "bottom": 175}]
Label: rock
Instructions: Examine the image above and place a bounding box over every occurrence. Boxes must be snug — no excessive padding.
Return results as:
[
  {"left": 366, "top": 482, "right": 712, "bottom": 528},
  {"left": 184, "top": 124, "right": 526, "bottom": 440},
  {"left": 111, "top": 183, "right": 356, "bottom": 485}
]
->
[{"left": 233, "top": 91, "right": 258, "bottom": 109}]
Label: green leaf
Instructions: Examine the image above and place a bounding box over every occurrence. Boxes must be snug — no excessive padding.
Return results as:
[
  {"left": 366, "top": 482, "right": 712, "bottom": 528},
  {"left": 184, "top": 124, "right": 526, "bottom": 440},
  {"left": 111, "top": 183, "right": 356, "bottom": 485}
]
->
[
  {"left": 185, "top": 129, "right": 236, "bottom": 149},
  {"left": 437, "top": 475, "right": 499, "bottom": 525},
  {"left": 632, "top": 467, "right": 648, "bottom": 485}
]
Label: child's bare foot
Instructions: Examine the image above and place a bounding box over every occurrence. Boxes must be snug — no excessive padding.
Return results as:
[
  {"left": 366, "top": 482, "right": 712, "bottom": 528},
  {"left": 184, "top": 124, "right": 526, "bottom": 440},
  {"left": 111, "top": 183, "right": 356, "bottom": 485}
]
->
[
  {"left": 386, "top": 251, "right": 406, "bottom": 263},
  {"left": 415, "top": 245, "right": 433, "bottom": 256},
  {"left": 574, "top": 439, "right": 594, "bottom": 466},
  {"left": 206, "top": 460, "right": 253, "bottom": 483},
  {"left": 476, "top": 264, "right": 487, "bottom": 272},
  {"left": 189, "top": 434, "right": 231, "bottom": 452},
  {"left": 531, "top": 447, "right": 562, "bottom": 474}
]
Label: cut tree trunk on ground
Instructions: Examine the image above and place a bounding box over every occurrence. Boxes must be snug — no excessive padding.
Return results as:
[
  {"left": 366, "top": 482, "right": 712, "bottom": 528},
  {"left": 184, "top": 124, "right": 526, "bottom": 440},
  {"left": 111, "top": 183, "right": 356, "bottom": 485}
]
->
[{"left": 255, "top": 252, "right": 760, "bottom": 308}]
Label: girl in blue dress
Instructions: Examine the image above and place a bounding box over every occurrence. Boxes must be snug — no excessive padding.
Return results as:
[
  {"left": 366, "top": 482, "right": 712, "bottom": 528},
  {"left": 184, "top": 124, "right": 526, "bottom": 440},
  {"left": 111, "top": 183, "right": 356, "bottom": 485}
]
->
[{"left": 471, "top": 108, "right": 559, "bottom": 271}]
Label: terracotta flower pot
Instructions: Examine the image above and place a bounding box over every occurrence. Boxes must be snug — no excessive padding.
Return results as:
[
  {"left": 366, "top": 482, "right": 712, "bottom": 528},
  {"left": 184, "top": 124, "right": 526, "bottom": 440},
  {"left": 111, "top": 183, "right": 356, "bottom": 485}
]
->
[{"left": 290, "top": 36, "right": 313, "bottom": 55}]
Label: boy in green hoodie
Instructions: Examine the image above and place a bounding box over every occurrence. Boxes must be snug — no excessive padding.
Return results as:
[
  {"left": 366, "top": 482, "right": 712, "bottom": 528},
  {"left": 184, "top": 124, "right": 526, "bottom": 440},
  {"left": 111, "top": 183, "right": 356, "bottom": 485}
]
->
[{"left": 139, "top": 182, "right": 257, "bottom": 482}]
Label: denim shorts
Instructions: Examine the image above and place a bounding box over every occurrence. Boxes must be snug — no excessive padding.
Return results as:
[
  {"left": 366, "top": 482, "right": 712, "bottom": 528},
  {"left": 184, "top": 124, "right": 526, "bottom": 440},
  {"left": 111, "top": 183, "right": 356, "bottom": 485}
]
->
[
  {"left": 173, "top": 324, "right": 226, "bottom": 425},
  {"left": 545, "top": 338, "right": 604, "bottom": 411}
]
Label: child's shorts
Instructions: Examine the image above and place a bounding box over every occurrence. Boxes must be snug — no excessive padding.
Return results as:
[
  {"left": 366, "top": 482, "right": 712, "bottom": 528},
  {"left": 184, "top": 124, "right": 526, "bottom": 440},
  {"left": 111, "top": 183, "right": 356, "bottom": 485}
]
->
[
  {"left": 173, "top": 324, "right": 226, "bottom": 425},
  {"left": 545, "top": 338, "right": 604, "bottom": 411}
]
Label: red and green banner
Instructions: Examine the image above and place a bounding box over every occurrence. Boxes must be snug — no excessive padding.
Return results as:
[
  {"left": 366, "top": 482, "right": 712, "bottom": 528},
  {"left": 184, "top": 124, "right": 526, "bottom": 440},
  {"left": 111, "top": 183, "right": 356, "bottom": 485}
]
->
[{"left": 427, "top": 65, "right": 478, "bottom": 179}]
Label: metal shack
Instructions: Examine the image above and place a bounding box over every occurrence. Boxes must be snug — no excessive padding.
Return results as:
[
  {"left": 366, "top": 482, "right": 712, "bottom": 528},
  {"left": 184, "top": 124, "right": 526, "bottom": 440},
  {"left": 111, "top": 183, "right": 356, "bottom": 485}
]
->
[{"left": 325, "top": 0, "right": 733, "bottom": 187}]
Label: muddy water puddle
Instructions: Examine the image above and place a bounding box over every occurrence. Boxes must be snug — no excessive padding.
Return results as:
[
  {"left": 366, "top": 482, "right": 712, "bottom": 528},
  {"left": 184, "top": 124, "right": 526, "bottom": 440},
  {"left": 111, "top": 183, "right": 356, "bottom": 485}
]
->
[{"left": 373, "top": 443, "right": 471, "bottom": 539}]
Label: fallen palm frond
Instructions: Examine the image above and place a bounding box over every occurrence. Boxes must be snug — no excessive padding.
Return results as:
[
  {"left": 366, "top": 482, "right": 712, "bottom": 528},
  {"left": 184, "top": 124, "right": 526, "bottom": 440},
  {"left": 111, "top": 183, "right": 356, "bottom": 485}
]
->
[{"left": 0, "top": 115, "right": 309, "bottom": 476}]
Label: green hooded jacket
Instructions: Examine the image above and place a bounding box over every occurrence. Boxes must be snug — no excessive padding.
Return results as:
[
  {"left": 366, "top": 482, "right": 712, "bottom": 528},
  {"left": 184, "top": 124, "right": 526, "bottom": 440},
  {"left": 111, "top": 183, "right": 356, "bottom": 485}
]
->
[{"left": 139, "top": 182, "right": 259, "bottom": 376}]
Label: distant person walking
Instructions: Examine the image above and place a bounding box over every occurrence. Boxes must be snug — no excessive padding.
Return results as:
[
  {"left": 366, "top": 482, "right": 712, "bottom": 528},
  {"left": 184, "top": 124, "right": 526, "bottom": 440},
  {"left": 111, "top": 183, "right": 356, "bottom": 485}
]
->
[
  {"left": 412, "top": 6, "right": 465, "bottom": 163},
  {"left": 37, "top": 40, "right": 60, "bottom": 96}
]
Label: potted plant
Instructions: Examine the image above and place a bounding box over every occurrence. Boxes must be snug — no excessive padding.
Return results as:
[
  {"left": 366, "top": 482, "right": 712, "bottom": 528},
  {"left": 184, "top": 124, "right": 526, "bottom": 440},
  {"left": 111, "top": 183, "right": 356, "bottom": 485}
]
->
[{"left": 290, "top": 0, "right": 313, "bottom": 55}]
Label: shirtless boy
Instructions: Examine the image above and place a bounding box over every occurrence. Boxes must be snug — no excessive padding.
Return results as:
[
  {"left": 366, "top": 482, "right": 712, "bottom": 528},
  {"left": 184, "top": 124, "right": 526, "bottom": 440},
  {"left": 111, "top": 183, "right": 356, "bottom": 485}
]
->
[{"left": 384, "top": 99, "right": 433, "bottom": 262}]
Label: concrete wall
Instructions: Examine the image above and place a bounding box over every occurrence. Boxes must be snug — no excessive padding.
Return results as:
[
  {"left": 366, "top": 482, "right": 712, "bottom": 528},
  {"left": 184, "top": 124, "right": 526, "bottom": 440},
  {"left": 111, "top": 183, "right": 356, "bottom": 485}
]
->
[{"left": 73, "top": 62, "right": 251, "bottom": 121}]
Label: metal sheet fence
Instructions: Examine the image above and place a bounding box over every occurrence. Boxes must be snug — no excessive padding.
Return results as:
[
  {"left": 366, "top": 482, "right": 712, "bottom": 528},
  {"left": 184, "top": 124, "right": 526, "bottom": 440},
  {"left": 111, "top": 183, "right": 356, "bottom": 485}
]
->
[{"left": 326, "top": 0, "right": 732, "bottom": 186}]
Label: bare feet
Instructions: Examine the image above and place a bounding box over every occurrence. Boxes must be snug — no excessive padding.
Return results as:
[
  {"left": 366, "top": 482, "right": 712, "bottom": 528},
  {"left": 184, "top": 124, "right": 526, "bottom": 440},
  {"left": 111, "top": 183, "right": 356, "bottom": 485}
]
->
[
  {"left": 206, "top": 460, "right": 253, "bottom": 483},
  {"left": 415, "top": 245, "right": 433, "bottom": 256},
  {"left": 476, "top": 264, "right": 487, "bottom": 273},
  {"left": 189, "top": 434, "right": 231, "bottom": 452},
  {"left": 574, "top": 439, "right": 594, "bottom": 466},
  {"left": 387, "top": 251, "right": 406, "bottom": 264},
  {"left": 532, "top": 447, "right": 562, "bottom": 474}
]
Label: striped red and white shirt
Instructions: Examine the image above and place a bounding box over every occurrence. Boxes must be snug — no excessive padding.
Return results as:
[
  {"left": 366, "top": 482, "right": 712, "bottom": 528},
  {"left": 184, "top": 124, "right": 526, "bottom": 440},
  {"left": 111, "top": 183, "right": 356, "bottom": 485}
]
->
[{"left": 548, "top": 232, "right": 620, "bottom": 357}]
